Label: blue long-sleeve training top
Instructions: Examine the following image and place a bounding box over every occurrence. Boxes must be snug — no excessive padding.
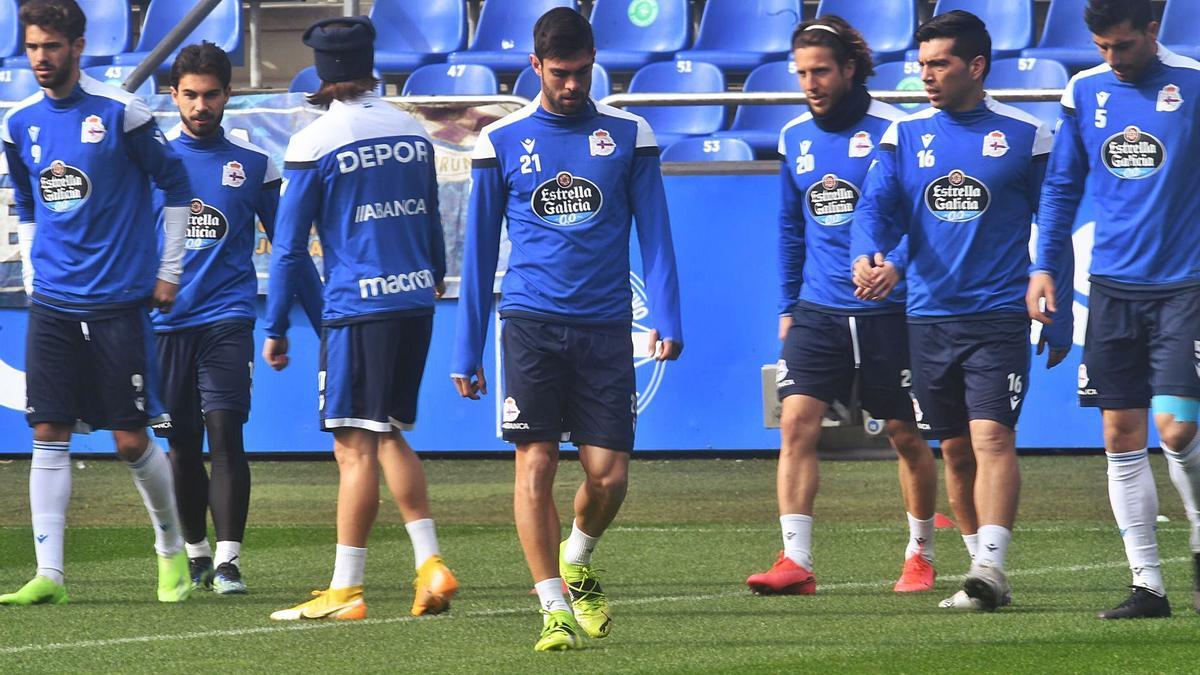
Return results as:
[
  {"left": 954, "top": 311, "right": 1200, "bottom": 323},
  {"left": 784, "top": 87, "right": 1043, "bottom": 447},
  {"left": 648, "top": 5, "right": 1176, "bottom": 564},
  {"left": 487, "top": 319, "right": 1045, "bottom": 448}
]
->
[
  {"left": 778, "top": 99, "right": 907, "bottom": 315},
  {"left": 152, "top": 126, "right": 322, "bottom": 332},
  {"left": 1035, "top": 45, "right": 1200, "bottom": 294},
  {"left": 2, "top": 73, "right": 190, "bottom": 313},
  {"left": 266, "top": 93, "right": 446, "bottom": 337},
  {"left": 451, "top": 98, "right": 683, "bottom": 377},
  {"left": 851, "top": 95, "right": 1073, "bottom": 348}
]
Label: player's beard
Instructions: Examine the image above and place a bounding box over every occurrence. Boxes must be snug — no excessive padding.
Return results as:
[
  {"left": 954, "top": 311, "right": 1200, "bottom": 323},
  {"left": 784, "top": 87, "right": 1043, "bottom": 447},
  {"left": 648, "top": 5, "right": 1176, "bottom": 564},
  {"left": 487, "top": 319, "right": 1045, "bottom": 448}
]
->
[
  {"left": 181, "top": 109, "right": 224, "bottom": 138},
  {"left": 35, "top": 61, "right": 73, "bottom": 92}
]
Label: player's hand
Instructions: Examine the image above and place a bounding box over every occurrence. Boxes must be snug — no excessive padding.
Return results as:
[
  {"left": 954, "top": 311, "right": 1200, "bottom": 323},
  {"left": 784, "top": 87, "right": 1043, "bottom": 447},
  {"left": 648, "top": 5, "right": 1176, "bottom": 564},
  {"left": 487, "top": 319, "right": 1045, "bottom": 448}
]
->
[
  {"left": 1037, "top": 334, "right": 1070, "bottom": 369},
  {"left": 1026, "top": 272, "right": 1057, "bottom": 325},
  {"left": 852, "top": 255, "right": 877, "bottom": 296},
  {"left": 647, "top": 329, "right": 683, "bottom": 361},
  {"left": 151, "top": 279, "right": 179, "bottom": 313},
  {"left": 434, "top": 281, "right": 446, "bottom": 299},
  {"left": 778, "top": 314, "right": 793, "bottom": 342},
  {"left": 864, "top": 253, "right": 900, "bottom": 300},
  {"left": 263, "top": 337, "right": 290, "bottom": 371},
  {"left": 453, "top": 367, "right": 488, "bottom": 400}
]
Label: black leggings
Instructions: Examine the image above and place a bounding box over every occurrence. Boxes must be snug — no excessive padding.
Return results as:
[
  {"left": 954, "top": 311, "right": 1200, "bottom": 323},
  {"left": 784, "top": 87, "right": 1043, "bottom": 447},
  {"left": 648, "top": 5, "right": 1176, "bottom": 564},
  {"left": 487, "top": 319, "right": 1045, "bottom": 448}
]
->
[{"left": 168, "top": 409, "right": 250, "bottom": 546}]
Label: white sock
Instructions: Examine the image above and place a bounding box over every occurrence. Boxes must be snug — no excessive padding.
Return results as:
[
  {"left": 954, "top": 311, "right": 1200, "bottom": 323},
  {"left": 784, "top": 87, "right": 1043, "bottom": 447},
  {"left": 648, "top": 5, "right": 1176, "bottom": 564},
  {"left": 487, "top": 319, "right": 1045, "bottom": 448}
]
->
[
  {"left": 563, "top": 520, "right": 599, "bottom": 566},
  {"left": 533, "top": 577, "right": 570, "bottom": 613},
  {"left": 30, "top": 441, "right": 71, "bottom": 585},
  {"left": 905, "top": 512, "right": 935, "bottom": 562},
  {"left": 962, "top": 533, "right": 979, "bottom": 561},
  {"left": 780, "top": 514, "right": 813, "bottom": 570},
  {"left": 185, "top": 539, "right": 212, "bottom": 560},
  {"left": 1106, "top": 450, "right": 1164, "bottom": 594},
  {"left": 976, "top": 524, "right": 1011, "bottom": 569},
  {"left": 215, "top": 540, "right": 241, "bottom": 568},
  {"left": 404, "top": 518, "right": 441, "bottom": 569},
  {"left": 1162, "top": 430, "right": 1200, "bottom": 553},
  {"left": 127, "top": 442, "right": 185, "bottom": 557},
  {"left": 331, "top": 544, "right": 366, "bottom": 588}
]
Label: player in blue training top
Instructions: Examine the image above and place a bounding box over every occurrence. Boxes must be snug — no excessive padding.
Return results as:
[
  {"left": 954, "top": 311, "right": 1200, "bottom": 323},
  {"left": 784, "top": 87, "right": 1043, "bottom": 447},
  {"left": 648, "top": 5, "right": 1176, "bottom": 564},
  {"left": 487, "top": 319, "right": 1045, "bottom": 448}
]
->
[
  {"left": 451, "top": 8, "right": 683, "bottom": 652},
  {"left": 0, "top": 0, "right": 194, "bottom": 606},
  {"left": 1029, "top": 0, "right": 1200, "bottom": 620},
  {"left": 852, "top": 10, "right": 1073, "bottom": 612},
  {"left": 154, "top": 42, "right": 323, "bottom": 596},
  {"left": 744, "top": 16, "right": 945, "bottom": 600},
  {"left": 262, "top": 17, "right": 457, "bottom": 623}
]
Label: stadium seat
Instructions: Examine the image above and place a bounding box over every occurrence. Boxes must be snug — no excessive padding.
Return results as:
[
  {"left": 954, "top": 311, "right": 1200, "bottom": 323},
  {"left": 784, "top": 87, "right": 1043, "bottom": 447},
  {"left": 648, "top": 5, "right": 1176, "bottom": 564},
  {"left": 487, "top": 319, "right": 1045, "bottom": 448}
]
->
[
  {"left": 446, "top": 0, "right": 575, "bottom": 74},
  {"left": 1161, "top": 0, "right": 1200, "bottom": 61},
  {"left": 513, "top": 63, "right": 611, "bottom": 101},
  {"left": 401, "top": 63, "right": 499, "bottom": 96},
  {"left": 369, "top": 0, "right": 467, "bottom": 75},
  {"left": 626, "top": 60, "right": 726, "bottom": 149},
  {"left": 661, "top": 137, "right": 755, "bottom": 162},
  {"left": 0, "top": 66, "right": 39, "bottom": 101},
  {"left": 84, "top": 64, "right": 156, "bottom": 97},
  {"left": 8, "top": 1, "right": 134, "bottom": 69},
  {"left": 815, "top": 0, "right": 917, "bottom": 65},
  {"left": 907, "top": 1, "right": 1034, "bottom": 60},
  {"left": 868, "top": 60, "right": 929, "bottom": 114},
  {"left": 675, "top": 0, "right": 801, "bottom": 72},
  {"left": 1020, "top": 0, "right": 1103, "bottom": 69},
  {"left": 111, "top": 0, "right": 243, "bottom": 74},
  {"left": 710, "top": 60, "right": 803, "bottom": 156},
  {"left": 986, "top": 57, "right": 1069, "bottom": 128},
  {"left": 0, "top": 0, "right": 18, "bottom": 63},
  {"left": 288, "top": 65, "right": 386, "bottom": 96},
  {"left": 591, "top": 0, "right": 689, "bottom": 71}
]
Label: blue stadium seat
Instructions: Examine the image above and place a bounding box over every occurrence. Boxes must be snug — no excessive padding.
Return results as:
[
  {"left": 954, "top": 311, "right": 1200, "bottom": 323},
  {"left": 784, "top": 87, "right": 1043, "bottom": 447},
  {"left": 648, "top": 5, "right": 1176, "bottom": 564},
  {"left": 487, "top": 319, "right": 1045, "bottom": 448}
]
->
[
  {"left": 986, "top": 57, "right": 1068, "bottom": 128},
  {"left": 661, "top": 137, "right": 755, "bottom": 162},
  {"left": 288, "top": 65, "right": 386, "bottom": 96},
  {"left": 675, "top": 0, "right": 801, "bottom": 72},
  {"left": 513, "top": 63, "right": 611, "bottom": 101},
  {"left": 626, "top": 60, "right": 725, "bottom": 149},
  {"left": 447, "top": 0, "right": 575, "bottom": 74},
  {"left": 592, "top": 0, "right": 689, "bottom": 71},
  {"left": 0, "top": 0, "right": 19, "bottom": 63},
  {"left": 1020, "top": 0, "right": 1102, "bottom": 69},
  {"left": 84, "top": 64, "right": 156, "bottom": 97},
  {"left": 907, "top": 1, "right": 1034, "bottom": 60},
  {"left": 816, "top": 0, "right": 917, "bottom": 65},
  {"left": 1161, "top": 0, "right": 1200, "bottom": 61},
  {"left": 710, "top": 60, "right": 803, "bottom": 156},
  {"left": 370, "top": 0, "right": 467, "bottom": 75},
  {"left": 401, "top": 63, "right": 499, "bottom": 96},
  {"left": 868, "top": 60, "right": 929, "bottom": 114},
  {"left": 111, "top": 0, "right": 243, "bottom": 74},
  {"left": 0, "top": 66, "right": 39, "bottom": 101}
]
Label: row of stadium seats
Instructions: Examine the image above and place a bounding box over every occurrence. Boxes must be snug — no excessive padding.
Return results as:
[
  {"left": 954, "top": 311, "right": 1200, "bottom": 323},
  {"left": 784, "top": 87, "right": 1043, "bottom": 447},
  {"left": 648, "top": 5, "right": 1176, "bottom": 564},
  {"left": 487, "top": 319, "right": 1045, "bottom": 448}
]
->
[{"left": 0, "top": 63, "right": 154, "bottom": 99}]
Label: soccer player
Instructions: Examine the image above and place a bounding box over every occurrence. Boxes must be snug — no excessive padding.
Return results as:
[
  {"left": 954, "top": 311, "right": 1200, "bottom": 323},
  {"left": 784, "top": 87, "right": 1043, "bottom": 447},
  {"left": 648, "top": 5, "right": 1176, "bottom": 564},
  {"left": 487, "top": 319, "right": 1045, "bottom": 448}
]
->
[
  {"left": 452, "top": 8, "right": 683, "bottom": 652},
  {"left": 0, "top": 0, "right": 193, "bottom": 605},
  {"left": 154, "top": 42, "right": 323, "bottom": 594},
  {"left": 851, "top": 10, "right": 1073, "bottom": 611},
  {"left": 744, "top": 16, "right": 941, "bottom": 598},
  {"left": 263, "top": 16, "right": 457, "bottom": 621},
  {"left": 1029, "top": 0, "right": 1200, "bottom": 619}
]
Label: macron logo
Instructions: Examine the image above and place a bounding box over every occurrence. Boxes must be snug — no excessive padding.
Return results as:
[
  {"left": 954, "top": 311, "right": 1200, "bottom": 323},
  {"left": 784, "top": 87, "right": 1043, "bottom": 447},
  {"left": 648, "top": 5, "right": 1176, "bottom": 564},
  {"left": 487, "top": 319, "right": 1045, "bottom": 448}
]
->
[
  {"left": 358, "top": 269, "right": 436, "bottom": 298},
  {"left": 36, "top": 534, "right": 48, "bottom": 543}
]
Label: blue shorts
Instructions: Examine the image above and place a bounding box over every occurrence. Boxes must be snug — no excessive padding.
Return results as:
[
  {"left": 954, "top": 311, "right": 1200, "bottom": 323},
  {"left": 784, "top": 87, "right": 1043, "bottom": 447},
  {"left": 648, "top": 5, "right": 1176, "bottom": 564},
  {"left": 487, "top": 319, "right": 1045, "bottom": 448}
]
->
[
  {"left": 1079, "top": 283, "right": 1200, "bottom": 409},
  {"left": 25, "top": 304, "right": 170, "bottom": 435},
  {"left": 776, "top": 307, "right": 914, "bottom": 422},
  {"left": 907, "top": 316, "right": 1030, "bottom": 439},
  {"left": 501, "top": 316, "right": 636, "bottom": 452},
  {"left": 319, "top": 313, "right": 432, "bottom": 433},
  {"left": 155, "top": 320, "right": 254, "bottom": 437}
]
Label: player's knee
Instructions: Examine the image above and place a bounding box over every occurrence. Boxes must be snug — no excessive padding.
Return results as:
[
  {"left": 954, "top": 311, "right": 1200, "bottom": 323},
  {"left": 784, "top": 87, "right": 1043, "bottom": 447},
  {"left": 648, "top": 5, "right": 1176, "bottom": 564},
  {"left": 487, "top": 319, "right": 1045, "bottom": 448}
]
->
[
  {"left": 779, "top": 401, "right": 822, "bottom": 444},
  {"left": 1158, "top": 423, "right": 1198, "bottom": 452},
  {"left": 32, "top": 422, "right": 72, "bottom": 443},
  {"left": 586, "top": 470, "right": 628, "bottom": 497},
  {"left": 113, "top": 434, "right": 150, "bottom": 461},
  {"left": 940, "top": 437, "right": 975, "bottom": 473},
  {"left": 885, "top": 421, "right": 926, "bottom": 456}
]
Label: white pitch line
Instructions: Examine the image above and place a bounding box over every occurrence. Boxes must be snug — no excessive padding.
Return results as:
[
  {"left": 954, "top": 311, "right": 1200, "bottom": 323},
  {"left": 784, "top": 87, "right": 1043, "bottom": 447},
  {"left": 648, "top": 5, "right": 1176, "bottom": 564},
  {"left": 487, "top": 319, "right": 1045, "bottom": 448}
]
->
[{"left": 0, "top": 555, "right": 1189, "bottom": 656}]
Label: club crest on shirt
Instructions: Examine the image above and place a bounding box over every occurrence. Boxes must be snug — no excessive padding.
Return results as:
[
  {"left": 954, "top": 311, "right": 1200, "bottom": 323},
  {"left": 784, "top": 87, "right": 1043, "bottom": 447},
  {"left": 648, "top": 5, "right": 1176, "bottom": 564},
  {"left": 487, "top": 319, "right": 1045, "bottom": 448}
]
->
[
  {"left": 588, "top": 129, "right": 616, "bottom": 157},
  {"left": 221, "top": 160, "right": 246, "bottom": 188},
  {"left": 80, "top": 114, "right": 105, "bottom": 143},
  {"left": 848, "top": 130, "right": 873, "bottom": 158},
  {"left": 982, "top": 130, "right": 1009, "bottom": 157},
  {"left": 1156, "top": 83, "right": 1183, "bottom": 112}
]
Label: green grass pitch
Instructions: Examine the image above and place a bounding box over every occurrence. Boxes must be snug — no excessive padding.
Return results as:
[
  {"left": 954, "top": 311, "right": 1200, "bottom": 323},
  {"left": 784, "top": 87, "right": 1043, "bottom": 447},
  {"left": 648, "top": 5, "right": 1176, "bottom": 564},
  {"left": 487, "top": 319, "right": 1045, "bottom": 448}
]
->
[{"left": 0, "top": 455, "right": 1197, "bottom": 672}]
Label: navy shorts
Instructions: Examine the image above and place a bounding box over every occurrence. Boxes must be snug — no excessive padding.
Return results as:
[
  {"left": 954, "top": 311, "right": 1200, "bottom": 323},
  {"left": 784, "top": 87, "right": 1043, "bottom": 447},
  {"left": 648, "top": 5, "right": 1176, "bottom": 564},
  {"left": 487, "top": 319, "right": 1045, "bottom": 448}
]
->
[
  {"left": 1079, "top": 283, "right": 1200, "bottom": 409},
  {"left": 501, "top": 316, "right": 636, "bottom": 452},
  {"left": 155, "top": 320, "right": 254, "bottom": 437},
  {"left": 319, "top": 313, "right": 432, "bottom": 433},
  {"left": 776, "top": 307, "right": 915, "bottom": 422},
  {"left": 25, "top": 304, "right": 170, "bottom": 434},
  {"left": 907, "top": 316, "right": 1030, "bottom": 439}
]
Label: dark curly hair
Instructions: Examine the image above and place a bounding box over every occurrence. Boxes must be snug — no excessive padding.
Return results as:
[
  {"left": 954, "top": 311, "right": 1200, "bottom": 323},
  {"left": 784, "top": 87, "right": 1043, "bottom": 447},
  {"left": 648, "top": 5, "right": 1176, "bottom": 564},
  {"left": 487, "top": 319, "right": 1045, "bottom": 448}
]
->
[
  {"left": 1085, "top": 0, "right": 1155, "bottom": 34},
  {"left": 790, "top": 15, "right": 875, "bottom": 87},
  {"left": 19, "top": 0, "right": 85, "bottom": 42}
]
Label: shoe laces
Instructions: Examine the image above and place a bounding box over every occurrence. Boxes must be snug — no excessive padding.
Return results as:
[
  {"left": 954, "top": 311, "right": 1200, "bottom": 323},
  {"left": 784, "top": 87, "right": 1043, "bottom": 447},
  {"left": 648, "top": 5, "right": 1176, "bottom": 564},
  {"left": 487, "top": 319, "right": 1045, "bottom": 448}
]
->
[
  {"left": 539, "top": 609, "right": 578, "bottom": 636},
  {"left": 565, "top": 566, "right": 606, "bottom": 604}
]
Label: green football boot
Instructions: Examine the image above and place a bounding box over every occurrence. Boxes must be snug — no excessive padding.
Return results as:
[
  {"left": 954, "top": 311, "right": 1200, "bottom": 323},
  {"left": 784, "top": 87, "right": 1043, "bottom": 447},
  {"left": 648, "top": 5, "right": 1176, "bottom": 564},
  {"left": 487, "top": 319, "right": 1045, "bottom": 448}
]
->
[
  {"left": 0, "top": 576, "right": 68, "bottom": 606},
  {"left": 534, "top": 609, "right": 586, "bottom": 652},
  {"left": 158, "top": 552, "right": 192, "bottom": 603},
  {"left": 559, "top": 541, "right": 613, "bottom": 638}
]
